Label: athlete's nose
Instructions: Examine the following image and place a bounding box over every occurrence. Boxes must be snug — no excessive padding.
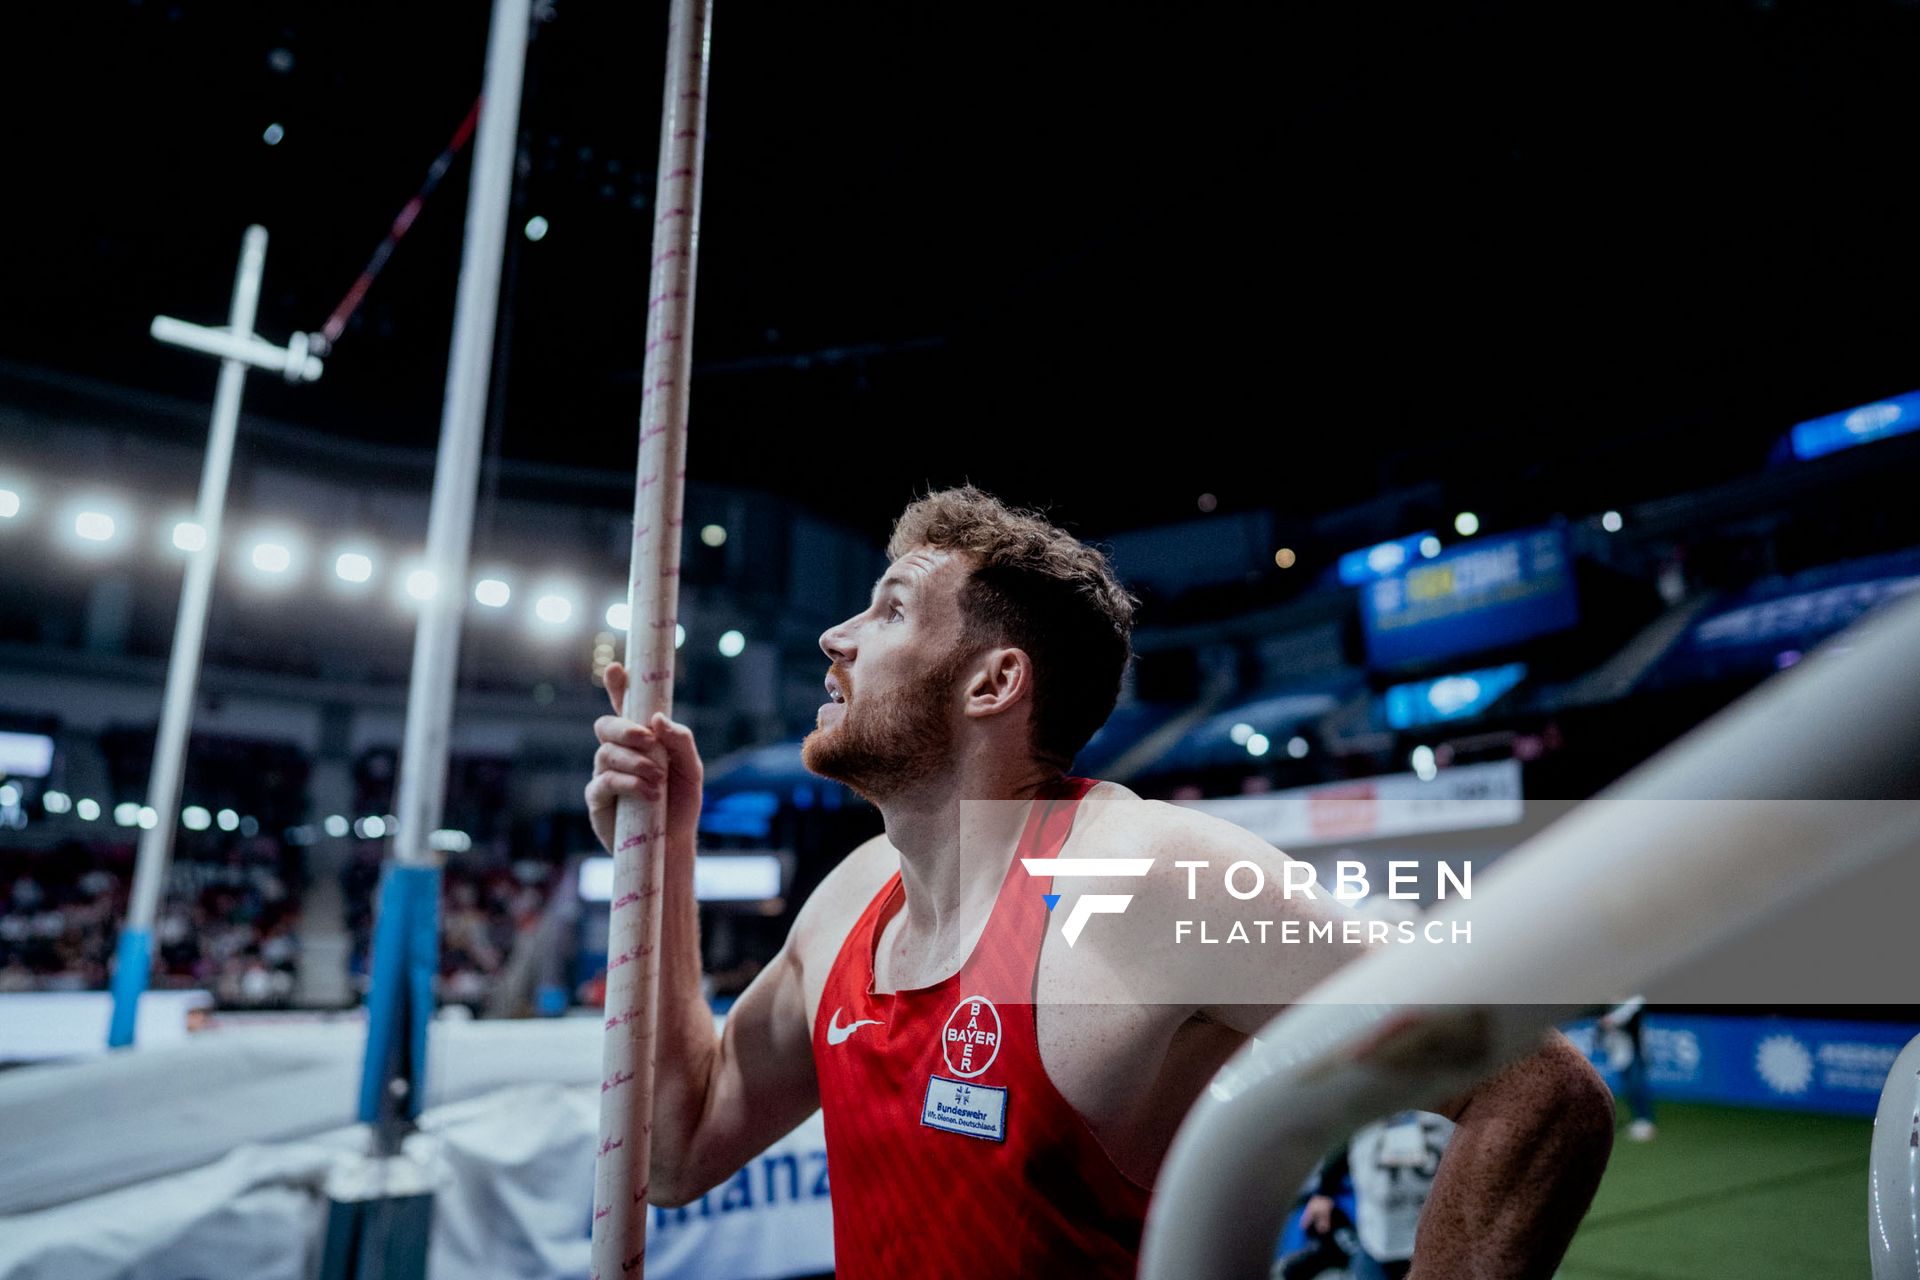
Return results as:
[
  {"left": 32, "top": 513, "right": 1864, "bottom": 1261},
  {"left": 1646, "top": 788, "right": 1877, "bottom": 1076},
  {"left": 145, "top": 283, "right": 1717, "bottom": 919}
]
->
[{"left": 819, "top": 616, "right": 856, "bottom": 666}]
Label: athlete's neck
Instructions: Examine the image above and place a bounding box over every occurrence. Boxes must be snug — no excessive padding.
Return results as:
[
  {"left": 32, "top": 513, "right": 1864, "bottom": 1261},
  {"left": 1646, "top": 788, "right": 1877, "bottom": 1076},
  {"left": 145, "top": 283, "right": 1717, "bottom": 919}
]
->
[{"left": 877, "top": 744, "right": 1061, "bottom": 953}]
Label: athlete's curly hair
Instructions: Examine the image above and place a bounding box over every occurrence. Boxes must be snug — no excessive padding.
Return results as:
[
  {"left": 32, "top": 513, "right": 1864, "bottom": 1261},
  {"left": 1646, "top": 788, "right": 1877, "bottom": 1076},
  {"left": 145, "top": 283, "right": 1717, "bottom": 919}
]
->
[{"left": 887, "top": 485, "right": 1138, "bottom": 769}]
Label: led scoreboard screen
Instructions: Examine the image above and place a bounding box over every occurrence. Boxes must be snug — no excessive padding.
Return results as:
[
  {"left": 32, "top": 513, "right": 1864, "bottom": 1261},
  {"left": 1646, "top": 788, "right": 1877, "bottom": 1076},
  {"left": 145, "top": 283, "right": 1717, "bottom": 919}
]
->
[{"left": 1360, "top": 526, "right": 1579, "bottom": 668}]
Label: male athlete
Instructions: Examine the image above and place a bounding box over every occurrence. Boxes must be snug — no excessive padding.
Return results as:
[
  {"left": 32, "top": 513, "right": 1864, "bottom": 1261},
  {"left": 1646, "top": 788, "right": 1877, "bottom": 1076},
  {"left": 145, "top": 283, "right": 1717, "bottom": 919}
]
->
[{"left": 587, "top": 486, "right": 1612, "bottom": 1278}]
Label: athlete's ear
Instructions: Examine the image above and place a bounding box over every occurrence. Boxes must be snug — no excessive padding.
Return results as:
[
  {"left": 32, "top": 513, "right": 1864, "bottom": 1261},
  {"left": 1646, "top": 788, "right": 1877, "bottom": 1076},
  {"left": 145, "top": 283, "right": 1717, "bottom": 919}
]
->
[{"left": 961, "top": 646, "right": 1033, "bottom": 720}]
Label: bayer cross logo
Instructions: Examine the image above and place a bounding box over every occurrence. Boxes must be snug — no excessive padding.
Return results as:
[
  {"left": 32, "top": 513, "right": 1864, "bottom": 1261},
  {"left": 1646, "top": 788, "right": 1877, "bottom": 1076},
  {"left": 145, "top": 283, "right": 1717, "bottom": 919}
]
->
[{"left": 1019, "top": 857, "right": 1155, "bottom": 946}]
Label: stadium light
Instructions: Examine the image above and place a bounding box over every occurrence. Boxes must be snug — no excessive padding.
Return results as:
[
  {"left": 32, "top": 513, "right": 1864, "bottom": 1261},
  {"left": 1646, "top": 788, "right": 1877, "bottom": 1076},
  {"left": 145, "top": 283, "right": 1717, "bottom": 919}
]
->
[
  {"left": 1274, "top": 548, "right": 1296, "bottom": 569},
  {"left": 1410, "top": 744, "right": 1438, "bottom": 781},
  {"left": 0, "top": 783, "right": 17, "bottom": 807},
  {"left": 675, "top": 623, "right": 685, "bottom": 649},
  {"left": 334, "top": 549, "right": 375, "bottom": 585},
  {"left": 244, "top": 530, "right": 304, "bottom": 586},
  {"left": 355, "top": 815, "right": 387, "bottom": 839},
  {"left": 0, "top": 488, "right": 21, "bottom": 520},
  {"left": 238, "top": 815, "right": 259, "bottom": 837},
  {"left": 136, "top": 805, "right": 158, "bottom": 829},
  {"left": 1453, "top": 511, "right": 1480, "bottom": 537},
  {"left": 718, "top": 629, "right": 745, "bottom": 657},
  {"left": 323, "top": 814, "right": 349, "bottom": 838},
  {"left": 701, "top": 523, "right": 727, "bottom": 547},
  {"left": 605, "top": 601, "right": 630, "bottom": 631},
  {"left": 215, "top": 808, "right": 239, "bottom": 831},
  {"left": 534, "top": 588, "right": 577, "bottom": 627},
  {"left": 1246, "top": 733, "right": 1271, "bottom": 757},
  {"left": 1419, "top": 535, "right": 1442, "bottom": 559},
  {"left": 429, "top": 828, "right": 472, "bottom": 853},
  {"left": 1287, "top": 735, "right": 1310, "bottom": 759},
  {"left": 113, "top": 802, "right": 139, "bottom": 827},
  {"left": 43, "top": 790, "right": 72, "bottom": 814},
  {"left": 181, "top": 805, "right": 211, "bottom": 831},
  {"left": 62, "top": 497, "right": 130, "bottom": 554},
  {"left": 1229, "top": 722, "right": 1255, "bottom": 745},
  {"left": 76, "top": 798, "right": 100, "bottom": 821},
  {"left": 171, "top": 519, "right": 207, "bottom": 553},
  {"left": 524, "top": 214, "right": 549, "bottom": 241},
  {"left": 474, "top": 577, "right": 512, "bottom": 608},
  {"left": 404, "top": 567, "right": 439, "bottom": 602},
  {"left": 1601, "top": 510, "right": 1624, "bottom": 533},
  {"left": 262, "top": 122, "right": 285, "bottom": 146}
]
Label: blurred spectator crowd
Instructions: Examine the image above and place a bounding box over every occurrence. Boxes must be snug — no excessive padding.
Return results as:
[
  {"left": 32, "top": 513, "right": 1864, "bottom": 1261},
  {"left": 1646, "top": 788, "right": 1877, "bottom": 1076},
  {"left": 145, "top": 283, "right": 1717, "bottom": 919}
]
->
[{"left": 0, "top": 837, "right": 301, "bottom": 1005}]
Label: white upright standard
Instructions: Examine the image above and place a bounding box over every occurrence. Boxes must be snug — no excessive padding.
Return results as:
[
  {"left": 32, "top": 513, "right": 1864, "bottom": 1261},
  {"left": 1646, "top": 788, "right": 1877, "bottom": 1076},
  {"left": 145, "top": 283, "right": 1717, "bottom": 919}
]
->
[{"left": 109, "top": 225, "right": 323, "bottom": 1049}]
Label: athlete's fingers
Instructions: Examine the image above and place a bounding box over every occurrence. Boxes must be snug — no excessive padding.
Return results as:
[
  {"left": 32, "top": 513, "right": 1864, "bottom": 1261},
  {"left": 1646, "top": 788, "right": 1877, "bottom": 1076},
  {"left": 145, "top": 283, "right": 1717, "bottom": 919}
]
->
[
  {"left": 595, "top": 742, "right": 661, "bottom": 779},
  {"left": 606, "top": 662, "right": 629, "bottom": 715},
  {"left": 648, "top": 713, "right": 701, "bottom": 773}
]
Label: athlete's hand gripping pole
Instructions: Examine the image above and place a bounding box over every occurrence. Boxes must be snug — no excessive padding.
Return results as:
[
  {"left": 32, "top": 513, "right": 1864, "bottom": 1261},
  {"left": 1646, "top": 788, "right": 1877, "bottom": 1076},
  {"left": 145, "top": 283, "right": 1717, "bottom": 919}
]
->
[{"left": 591, "top": 2, "right": 713, "bottom": 1276}]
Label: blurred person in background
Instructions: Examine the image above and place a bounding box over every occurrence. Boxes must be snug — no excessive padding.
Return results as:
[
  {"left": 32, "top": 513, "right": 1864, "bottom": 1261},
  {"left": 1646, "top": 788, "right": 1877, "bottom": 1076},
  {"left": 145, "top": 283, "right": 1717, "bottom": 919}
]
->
[{"left": 1599, "top": 995, "right": 1656, "bottom": 1141}]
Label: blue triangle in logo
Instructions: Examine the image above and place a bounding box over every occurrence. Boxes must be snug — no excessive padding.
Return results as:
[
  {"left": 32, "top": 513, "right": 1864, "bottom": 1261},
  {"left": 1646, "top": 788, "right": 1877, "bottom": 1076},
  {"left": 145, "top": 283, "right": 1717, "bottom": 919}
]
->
[{"left": 1042, "top": 894, "right": 1061, "bottom": 912}]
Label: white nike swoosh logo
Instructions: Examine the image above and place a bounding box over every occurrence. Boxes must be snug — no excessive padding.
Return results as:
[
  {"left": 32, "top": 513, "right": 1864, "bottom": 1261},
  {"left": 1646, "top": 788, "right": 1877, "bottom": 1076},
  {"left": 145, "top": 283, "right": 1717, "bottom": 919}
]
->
[{"left": 826, "top": 1007, "right": 882, "bottom": 1046}]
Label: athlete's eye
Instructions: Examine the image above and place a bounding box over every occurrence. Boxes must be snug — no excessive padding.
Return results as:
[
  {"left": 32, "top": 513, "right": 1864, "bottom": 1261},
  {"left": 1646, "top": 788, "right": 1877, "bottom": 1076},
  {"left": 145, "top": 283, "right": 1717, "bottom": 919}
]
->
[{"left": 888, "top": 603, "right": 904, "bottom": 622}]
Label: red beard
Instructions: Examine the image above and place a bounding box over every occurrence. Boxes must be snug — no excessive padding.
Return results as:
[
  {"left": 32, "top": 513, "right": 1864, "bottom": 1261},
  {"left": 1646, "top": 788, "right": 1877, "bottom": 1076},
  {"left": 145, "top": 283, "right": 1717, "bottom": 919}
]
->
[{"left": 801, "top": 647, "right": 969, "bottom": 801}]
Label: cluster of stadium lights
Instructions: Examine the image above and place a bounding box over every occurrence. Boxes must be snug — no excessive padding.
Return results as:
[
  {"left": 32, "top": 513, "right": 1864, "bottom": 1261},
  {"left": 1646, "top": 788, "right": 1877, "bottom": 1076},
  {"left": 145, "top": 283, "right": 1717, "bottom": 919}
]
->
[
  {"left": 1266, "top": 509, "right": 1624, "bottom": 573},
  {"left": 3, "top": 783, "right": 473, "bottom": 851},
  {"left": 0, "top": 477, "right": 759, "bottom": 657}
]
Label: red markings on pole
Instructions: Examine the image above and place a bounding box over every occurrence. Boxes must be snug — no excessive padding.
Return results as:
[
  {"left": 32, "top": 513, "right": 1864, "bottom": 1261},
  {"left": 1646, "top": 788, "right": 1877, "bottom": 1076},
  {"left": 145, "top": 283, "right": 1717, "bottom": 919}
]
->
[
  {"left": 666, "top": 168, "right": 693, "bottom": 180},
  {"left": 613, "top": 890, "right": 641, "bottom": 910},
  {"left": 618, "top": 826, "right": 667, "bottom": 851},
  {"left": 645, "top": 328, "right": 681, "bottom": 350},
  {"left": 598, "top": 1135, "right": 625, "bottom": 1156},
  {"left": 594, "top": 1204, "right": 611, "bottom": 1221},
  {"left": 623, "top": 1253, "right": 643, "bottom": 1273},
  {"left": 658, "top": 207, "right": 692, "bottom": 220},
  {"left": 647, "top": 290, "right": 686, "bottom": 311},
  {"left": 673, "top": 129, "right": 698, "bottom": 140},
  {"left": 639, "top": 469, "right": 661, "bottom": 490},
  {"left": 668, "top": 517, "right": 684, "bottom": 528},
  {"left": 634, "top": 1183, "right": 651, "bottom": 1205},
  {"left": 680, "top": 90, "right": 703, "bottom": 100},
  {"left": 651, "top": 617, "right": 676, "bottom": 629},
  {"left": 602, "top": 1069, "right": 635, "bottom": 1093},
  {"left": 659, "top": 567, "right": 679, "bottom": 580},
  {"left": 639, "top": 667, "right": 672, "bottom": 684},
  {"left": 606, "top": 1007, "right": 646, "bottom": 1029},
  {"left": 609, "top": 944, "right": 654, "bottom": 971}
]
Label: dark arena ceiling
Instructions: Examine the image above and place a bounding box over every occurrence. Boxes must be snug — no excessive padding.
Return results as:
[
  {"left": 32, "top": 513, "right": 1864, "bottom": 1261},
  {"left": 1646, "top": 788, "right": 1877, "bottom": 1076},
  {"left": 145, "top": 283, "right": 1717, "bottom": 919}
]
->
[{"left": 6, "top": 1, "right": 1920, "bottom": 540}]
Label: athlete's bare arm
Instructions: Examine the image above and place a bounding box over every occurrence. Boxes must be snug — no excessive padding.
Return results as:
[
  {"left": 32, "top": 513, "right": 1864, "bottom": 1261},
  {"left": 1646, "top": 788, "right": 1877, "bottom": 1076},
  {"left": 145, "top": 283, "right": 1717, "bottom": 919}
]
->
[
  {"left": 1089, "top": 798, "right": 1611, "bottom": 1275},
  {"left": 588, "top": 664, "right": 873, "bottom": 1207}
]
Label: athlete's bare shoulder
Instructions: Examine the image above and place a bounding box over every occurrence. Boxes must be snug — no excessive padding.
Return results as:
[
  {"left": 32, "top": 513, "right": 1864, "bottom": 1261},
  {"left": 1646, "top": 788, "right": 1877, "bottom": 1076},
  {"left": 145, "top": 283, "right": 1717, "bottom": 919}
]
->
[{"left": 1069, "top": 779, "right": 1174, "bottom": 857}]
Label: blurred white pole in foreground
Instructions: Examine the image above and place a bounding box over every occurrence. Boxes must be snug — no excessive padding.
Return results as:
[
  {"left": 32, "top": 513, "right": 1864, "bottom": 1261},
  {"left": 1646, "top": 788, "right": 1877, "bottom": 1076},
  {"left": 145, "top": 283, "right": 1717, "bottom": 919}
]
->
[{"left": 1143, "top": 592, "right": 1920, "bottom": 1279}]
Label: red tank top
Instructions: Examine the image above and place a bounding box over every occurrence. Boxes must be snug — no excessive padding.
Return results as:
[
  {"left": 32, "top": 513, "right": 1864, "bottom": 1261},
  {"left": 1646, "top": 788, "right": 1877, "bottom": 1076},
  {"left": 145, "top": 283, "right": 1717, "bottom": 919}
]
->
[{"left": 810, "top": 776, "right": 1151, "bottom": 1279}]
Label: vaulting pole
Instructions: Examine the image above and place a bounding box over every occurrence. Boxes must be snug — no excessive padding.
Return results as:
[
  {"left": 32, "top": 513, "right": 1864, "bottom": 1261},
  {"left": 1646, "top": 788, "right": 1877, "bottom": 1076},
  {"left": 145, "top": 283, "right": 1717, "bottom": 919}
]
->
[{"left": 591, "top": 2, "right": 712, "bottom": 1275}]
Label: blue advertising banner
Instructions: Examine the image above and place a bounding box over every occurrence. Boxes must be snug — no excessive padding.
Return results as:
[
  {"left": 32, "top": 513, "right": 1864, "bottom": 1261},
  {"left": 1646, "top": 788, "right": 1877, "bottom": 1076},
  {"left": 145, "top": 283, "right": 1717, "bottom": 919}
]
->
[
  {"left": 1655, "top": 546, "right": 1920, "bottom": 685},
  {"left": 1382, "top": 662, "right": 1527, "bottom": 730},
  {"left": 1789, "top": 389, "right": 1920, "bottom": 461},
  {"left": 1360, "top": 527, "right": 1579, "bottom": 668},
  {"left": 1564, "top": 1013, "right": 1918, "bottom": 1117},
  {"left": 1338, "top": 531, "right": 1441, "bottom": 587}
]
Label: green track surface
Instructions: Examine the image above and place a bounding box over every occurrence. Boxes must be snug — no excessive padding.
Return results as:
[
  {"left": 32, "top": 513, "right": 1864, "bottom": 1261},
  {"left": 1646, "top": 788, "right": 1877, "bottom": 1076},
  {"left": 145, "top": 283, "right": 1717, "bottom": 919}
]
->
[{"left": 1557, "top": 1102, "right": 1873, "bottom": 1280}]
